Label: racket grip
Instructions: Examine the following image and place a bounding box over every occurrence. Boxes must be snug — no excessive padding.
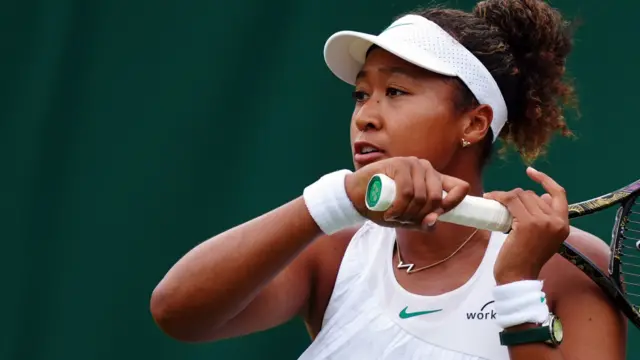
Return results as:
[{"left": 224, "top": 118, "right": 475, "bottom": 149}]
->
[{"left": 365, "top": 174, "right": 513, "bottom": 233}]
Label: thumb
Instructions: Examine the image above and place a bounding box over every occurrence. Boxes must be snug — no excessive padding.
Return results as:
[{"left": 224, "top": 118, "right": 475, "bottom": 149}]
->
[
  {"left": 482, "top": 191, "right": 513, "bottom": 205},
  {"left": 482, "top": 191, "right": 500, "bottom": 201}
]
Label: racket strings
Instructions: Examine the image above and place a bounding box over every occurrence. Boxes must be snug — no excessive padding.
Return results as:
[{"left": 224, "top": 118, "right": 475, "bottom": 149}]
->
[
  {"left": 627, "top": 227, "right": 640, "bottom": 234},
  {"left": 618, "top": 198, "right": 640, "bottom": 303},
  {"left": 623, "top": 244, "right": 640, "bottom": 251}
]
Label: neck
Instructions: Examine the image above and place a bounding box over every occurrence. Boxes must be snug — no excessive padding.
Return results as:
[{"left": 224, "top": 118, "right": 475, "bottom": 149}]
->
[
  {"left": 395, "top": 155, "right": 489, "bottom": 264},
  {"left": 395, "top": 224, "right": 490, "bottom": 266}
]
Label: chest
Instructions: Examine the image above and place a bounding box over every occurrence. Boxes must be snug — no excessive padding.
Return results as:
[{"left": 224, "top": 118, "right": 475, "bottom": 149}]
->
[
  {"left": 303, "top": 225, "right": 510, "bottom": 359},
  {"left": 304, "top": 281, "right": 509, "bottom": 360},
  {"left": 391, "top": 246, "right": 489, "bottom": 296}
]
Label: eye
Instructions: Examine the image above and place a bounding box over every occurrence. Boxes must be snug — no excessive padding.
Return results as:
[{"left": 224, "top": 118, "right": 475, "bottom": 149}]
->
[
  {"left": 351, "top": 90, "right": 369, "bottom": 102},
  {"left": 386, "top": 87, "right": 407, "bottom": 97}
]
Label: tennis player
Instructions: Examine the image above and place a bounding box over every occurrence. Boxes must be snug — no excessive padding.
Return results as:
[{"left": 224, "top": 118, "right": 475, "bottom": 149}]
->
[{"left": 151, "top": 0, "right": 626, "bottom": 359}]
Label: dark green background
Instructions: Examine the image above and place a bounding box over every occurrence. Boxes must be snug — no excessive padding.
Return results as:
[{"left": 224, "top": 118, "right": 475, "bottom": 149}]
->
[{"left": 3, "top": 0, "right": 637, "bottom": 359}]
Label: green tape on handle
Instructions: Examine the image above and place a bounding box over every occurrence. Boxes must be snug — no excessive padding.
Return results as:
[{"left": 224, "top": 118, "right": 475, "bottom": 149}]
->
[{"left": 365, "top": 174, "right": 396, "bottom": 211}]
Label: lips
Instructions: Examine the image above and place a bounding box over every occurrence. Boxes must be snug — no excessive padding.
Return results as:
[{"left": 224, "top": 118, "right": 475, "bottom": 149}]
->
[{"left": 353, "top": 141, "right": 385, "bottom": 166}]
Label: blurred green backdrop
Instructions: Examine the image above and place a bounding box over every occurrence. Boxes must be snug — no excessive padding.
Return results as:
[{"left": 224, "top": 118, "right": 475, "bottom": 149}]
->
[{"left": 2, "top": 0, "right": 637, "bottom": 359}]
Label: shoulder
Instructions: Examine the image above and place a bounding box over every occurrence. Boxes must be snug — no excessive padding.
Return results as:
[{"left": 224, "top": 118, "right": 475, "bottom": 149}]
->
[
  {"left": 539, "top": 230, "right": 627, "bottom": 358},
  {"left": 305, "top": 221, "right": 382, "bottom": 274},
  {"left": 541, "top": 225, "right": 611, "bottom": 299},
  {"left": 564, "top": 226, "right": 612, "bottom": 268},
  {"left": 560, "top": 226, "right": 612, "bottom": 271},
  {"left": 306, "top": 226, "right": 359, "bottom": 276}
]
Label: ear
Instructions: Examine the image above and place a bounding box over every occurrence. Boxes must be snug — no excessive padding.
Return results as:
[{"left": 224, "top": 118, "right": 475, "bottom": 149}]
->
[{"left": 461, "top": 104, "right": 493, "bottom": 145}]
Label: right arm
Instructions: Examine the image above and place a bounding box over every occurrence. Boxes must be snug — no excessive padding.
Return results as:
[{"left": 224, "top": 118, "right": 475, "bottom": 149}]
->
[
  {"left": 150, "top": 197, "right": 335, "bottom": 342},
  {"left": 150, "top": 158, "right": 468, "bottom": 342}
]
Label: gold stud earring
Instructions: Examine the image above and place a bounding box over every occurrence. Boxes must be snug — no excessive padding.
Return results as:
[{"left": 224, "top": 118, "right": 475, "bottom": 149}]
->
[{"left": 461, "top": 138, "right": 471, "bottom": 148}]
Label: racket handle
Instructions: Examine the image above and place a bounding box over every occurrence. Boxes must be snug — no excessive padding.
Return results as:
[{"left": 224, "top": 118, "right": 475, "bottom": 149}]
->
[{"left": 365, "top": 174, "right": 513, "bottom": 233}]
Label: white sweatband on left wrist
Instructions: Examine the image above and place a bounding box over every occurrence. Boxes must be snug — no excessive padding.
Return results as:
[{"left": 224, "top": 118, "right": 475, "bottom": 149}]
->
[
  {"left": 303, "top": 170, "right": 366, "bottom": 235},
  {"left": 492, "top": 280, "right": 549, "bottom": 329}
]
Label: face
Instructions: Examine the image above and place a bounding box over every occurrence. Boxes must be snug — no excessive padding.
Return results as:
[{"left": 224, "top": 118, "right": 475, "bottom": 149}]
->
[{"left": 350, "top": 48, "right": 472, "bottom": 171}]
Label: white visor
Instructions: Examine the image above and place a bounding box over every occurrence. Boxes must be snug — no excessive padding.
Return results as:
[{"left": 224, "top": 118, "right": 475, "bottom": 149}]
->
[{"left": 323, "top": 14, "right": 508, "bottom": 142}]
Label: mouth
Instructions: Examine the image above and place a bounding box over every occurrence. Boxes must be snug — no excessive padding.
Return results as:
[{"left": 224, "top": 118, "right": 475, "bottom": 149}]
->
[{"left": 353, "top": 141, "right": 385, "bottom": 166}]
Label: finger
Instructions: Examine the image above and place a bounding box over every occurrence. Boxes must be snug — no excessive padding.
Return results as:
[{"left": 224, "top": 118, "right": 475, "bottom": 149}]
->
[
  {"left": 440, "top": 174, "right": 470, "bottom": 212},
  {"left": 397, "top": 158, "right": 428, "bottom": 223},
  {"left": 384, "top": 165, "right": 413, "bottom": 221},
  {"left": 421, "top": 213, "right": 439, "bottom": 229},
  {"left": 526, "top": 167, "right": 568, "bottom": 215},
  {"left": 518, "top": 190, "right": 551, "bottom": 216},
  {"left": 420, "top": 160, "right": 444, "bottom": 225},
  {"left": 417, "top": 161, "right": 441, "bottom": 227},
  {"left": 533, "top": 192, "right": 554, "bottom": 214},
  {"left": 483, "top": 190, "right": 531, "bottom": 219}
]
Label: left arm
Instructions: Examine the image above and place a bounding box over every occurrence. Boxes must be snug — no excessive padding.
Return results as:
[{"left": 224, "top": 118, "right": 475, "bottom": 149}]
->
[
  {"left": 500, "top": 243, "right": 627, "bottom": 359},
  {"left": 540, "top": 231, "right": 626, "bottom": 359},
  {"left": 485, "top": 168, "right": 627, "bottom": 360}
]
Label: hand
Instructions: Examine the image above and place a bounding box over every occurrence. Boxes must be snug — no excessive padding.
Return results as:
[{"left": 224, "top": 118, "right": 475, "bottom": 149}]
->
[
  {"left": 345, "top": 157, "right": 470, "bottom": 230},
  {"left": 484, "top": 167, "right": 570, "bottom": 284}
]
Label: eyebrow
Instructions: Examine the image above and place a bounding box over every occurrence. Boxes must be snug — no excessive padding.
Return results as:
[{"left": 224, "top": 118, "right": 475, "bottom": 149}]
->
[{"left": 355, "top": 66, "right": 417, "bottom": 82}]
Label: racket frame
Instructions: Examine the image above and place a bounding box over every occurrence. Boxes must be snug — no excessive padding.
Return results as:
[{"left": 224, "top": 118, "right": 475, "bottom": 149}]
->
[{"left": 559, "top": 180, "right": 640, "bottom": 327}]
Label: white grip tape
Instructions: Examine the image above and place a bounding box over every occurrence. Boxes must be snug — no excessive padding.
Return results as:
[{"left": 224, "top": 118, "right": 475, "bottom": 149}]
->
[
  {"left": 303, "top": 170, "right": 366, "bottom": 235},
  {"left": 365, "top": 174, "right": 512, "bottom": 233},
  {"left": 492, "top": 280, "right": 550, "bottom": 329},
  {"left": 438, "top": 195, "right": 512, "bottom": 233}
]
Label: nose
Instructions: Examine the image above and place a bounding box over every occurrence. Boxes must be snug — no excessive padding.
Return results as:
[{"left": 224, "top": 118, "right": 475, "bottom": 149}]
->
[{"left": 354, "top": 100, "right": 383, "bottom": 132}]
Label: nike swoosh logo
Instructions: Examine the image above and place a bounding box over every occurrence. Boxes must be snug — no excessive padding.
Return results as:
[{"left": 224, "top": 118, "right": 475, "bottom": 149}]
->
[
  {"left": 382, "top": 23, "right": 413, "bottom": 33},
  {"left": 399, "top": 306, "right": 442, "bottom": 319}
]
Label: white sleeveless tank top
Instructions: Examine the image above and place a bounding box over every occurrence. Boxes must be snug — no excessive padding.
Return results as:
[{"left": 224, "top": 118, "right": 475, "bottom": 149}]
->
[{"left": 298, "top": 221, "right": 510, "bottom": 360}]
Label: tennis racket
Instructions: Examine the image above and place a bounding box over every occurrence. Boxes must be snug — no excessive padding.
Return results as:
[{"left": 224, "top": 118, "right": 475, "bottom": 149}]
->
[{"left": 365, "top": 174, "right": 640, "bottom": 328}]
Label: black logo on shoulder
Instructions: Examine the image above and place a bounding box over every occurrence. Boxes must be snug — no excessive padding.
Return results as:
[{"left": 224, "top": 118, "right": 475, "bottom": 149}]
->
[{"left": 466, "top": 300, "right": 496, "bottom": 320}]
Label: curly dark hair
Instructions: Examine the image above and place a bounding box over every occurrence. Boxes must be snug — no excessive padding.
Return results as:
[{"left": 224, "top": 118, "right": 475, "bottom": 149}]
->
[{"left": 406, "top": 0, "right": 578, "bottom": 164}]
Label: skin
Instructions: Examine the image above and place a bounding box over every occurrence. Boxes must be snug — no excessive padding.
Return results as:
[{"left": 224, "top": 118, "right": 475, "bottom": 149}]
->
[{"left": 150, "top": 49, "right": 626, "bottom": 359}]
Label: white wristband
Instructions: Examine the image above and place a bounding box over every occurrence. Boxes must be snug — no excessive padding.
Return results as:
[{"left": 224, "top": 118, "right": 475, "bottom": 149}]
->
[
  {"left": 303, "top": 170, "right": 367, "bottom": 235},
  {"left": 492, "top": 280, "right": 549, "bottom": 329}
]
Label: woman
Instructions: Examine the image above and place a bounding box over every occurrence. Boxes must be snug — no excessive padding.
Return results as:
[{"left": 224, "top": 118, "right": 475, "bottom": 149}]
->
[{"left": 150, "top": 0, "right": 626, "bottom": 359}]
